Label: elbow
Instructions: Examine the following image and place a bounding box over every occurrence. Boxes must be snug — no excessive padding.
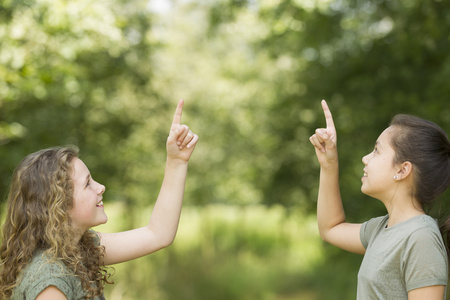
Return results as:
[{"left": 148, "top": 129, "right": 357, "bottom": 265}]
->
[
  {"left": 160, "top": 237, "right": 175, "bottom": 248},
  {"left": 157, "top": 233, "right": 176, "bottom": 249},
  {"left": 319, "top": 232, "right": 328, "bottom": 243},
  {"left": 318, "top": 227, "right": 332, "bottom": 244},
  {"left": 145, "top": 226, "right": 176, "bottom": 251}
]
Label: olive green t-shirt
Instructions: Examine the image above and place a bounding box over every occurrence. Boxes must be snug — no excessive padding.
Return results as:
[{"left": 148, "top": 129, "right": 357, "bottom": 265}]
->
[
  {"left": 358, "top": 214, "right": 448, "bottom": 299},
  {"left": 12, "top": 249, "right": 105, "bottom": 300}
]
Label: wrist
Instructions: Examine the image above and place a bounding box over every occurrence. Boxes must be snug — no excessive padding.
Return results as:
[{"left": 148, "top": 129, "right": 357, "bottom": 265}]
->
[
  {"left": 166, "top": 157, "right": 189, "bottom": 167},
  {"left": 320, "top": 161, "right": 339, "bottom": 172}
]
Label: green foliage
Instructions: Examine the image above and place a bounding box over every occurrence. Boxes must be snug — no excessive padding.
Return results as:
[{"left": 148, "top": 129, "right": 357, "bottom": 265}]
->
[
  {"left": 0, "top": 0, "right": 165, "bottom": 208},
  {"left": 250, "top": 0, "right": 450, "bottom": 218},
  {"left": 98, "top": 204, "right": 323, "bottom": 300}
]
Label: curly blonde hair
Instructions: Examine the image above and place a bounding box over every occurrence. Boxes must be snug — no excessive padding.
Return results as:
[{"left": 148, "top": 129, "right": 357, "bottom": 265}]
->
[{"left": 0, "top": 146, "right": 113, "bottom": 299}]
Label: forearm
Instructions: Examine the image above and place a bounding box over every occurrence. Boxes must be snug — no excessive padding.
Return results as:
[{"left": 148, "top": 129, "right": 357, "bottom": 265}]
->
[
  {"left": 99, "top": 100, "right": 198, "bottom": 265},
  {"left": 310, "top": 100, "right": 364, "bottom": 253},
  {"left": 317, "top": 163, "right": 346, "bottom": 241},
  {"left": 147, "top": 157, "right": 189, "bottom": 246}
]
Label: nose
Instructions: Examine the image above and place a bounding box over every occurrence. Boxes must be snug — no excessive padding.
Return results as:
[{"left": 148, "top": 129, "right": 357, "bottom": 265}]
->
[
  {"left": 362, "top": 153, "right": 371, "bottom": 165},
  {"left": 97, "top": 182, "right": 106, "bottom": 194}
]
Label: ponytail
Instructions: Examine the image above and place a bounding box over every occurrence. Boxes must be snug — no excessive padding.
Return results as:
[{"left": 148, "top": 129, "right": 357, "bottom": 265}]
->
[
  {"left": 440, "top": 216, "right": 450, "bottom": 259},
  {"left": 439, "top": 158, "right": 450, "bottom": 261}
]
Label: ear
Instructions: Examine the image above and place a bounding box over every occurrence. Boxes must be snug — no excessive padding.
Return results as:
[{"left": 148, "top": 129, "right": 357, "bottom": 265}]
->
[{"left": 395, "top": 161, "right": 413, "bottom": 180}]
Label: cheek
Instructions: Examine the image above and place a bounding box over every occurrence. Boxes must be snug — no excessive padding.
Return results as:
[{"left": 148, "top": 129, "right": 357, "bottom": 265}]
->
[{"left": 70, "top": 196, "right": 90, "bottom": 218}]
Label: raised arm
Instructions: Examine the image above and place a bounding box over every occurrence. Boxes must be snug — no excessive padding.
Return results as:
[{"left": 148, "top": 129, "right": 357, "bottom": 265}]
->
[
  {"left": 309, "top": 100, "right": 365, "bottom": 255},
  {"left": 100, "top": 99, "right": 199, "bottom": 265}
]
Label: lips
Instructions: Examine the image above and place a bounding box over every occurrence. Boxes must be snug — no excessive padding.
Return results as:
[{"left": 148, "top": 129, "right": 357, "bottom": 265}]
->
[
  {"left": 362, "top": 169, "right": 368, "bottom": 182},
  {"left": 96, "top": 200, "right": 104, "bottom": 207},
  {"left": 362, "top": 169, "right": 368, "bottom": 177}
]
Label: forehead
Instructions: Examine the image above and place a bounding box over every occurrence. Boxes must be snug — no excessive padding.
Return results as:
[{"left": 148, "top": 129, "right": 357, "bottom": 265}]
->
[
  {"left": 71, "top": 158, "right": 89, "bottom": 181},
  {"left": 376, "top": 126, "right": 396, "bottom": 147}
]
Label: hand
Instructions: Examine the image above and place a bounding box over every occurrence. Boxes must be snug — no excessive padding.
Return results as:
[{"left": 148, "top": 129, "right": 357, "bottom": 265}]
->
[
  {"left": 167, "top": 99, "right": 199, "bottom": 162},
  {"left": 309, "top": 100, "right": 338, "bottom": 166}
]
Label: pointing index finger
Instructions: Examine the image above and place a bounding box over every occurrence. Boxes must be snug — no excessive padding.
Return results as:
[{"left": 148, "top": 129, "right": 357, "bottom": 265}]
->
[
  {"left": 321, "top": 99, "right": 335, "bottom": 130},
  {"left": 172, "top": 99, "right": 184, "bottom": 127}
]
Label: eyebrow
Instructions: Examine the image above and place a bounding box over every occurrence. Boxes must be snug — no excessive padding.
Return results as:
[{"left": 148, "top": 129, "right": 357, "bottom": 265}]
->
[{"left": 375, "top": 141, "right": 382, "bottom": 148}]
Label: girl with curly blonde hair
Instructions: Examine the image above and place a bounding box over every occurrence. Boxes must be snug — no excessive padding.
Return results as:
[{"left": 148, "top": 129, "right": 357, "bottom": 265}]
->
[{"left": 0, "top": 100, "right": 198, "bottom": 299}]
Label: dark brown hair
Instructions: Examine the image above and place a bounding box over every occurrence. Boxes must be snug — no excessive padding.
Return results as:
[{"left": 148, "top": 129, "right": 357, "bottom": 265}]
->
[{"left": 389, "top": 114, "right": 450, "bottom": 254}]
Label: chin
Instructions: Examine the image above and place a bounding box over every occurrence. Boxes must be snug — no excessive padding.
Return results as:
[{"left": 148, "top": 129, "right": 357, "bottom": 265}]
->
[
  {"left": 361, "top": 187, "right": 373, "bottom": 198},
  {"left": 95, "top": 215, "right": 108, "bottom": 227},
  {"left": 361, "top": 185, "right": 367, "bottom": 194}
]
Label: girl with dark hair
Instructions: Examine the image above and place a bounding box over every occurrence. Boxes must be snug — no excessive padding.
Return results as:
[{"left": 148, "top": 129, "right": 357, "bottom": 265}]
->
[
  {"left": 310, "top": 100, "right": 450, "bottom": 299},
  {"left": 0, "top": 99, "right": 199, "bottom": 299}
]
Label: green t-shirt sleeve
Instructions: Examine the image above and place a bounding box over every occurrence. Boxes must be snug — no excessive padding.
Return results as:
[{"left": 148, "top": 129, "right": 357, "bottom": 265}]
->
[
  {"left": 360, "top": 221, "right": 369, "bottom": 249},
  {"left": 28, "top": 276, "right": 72, "bottom": 299},
  {"left": 360, "top": 215, "right": 388, "bottom": 249},
  {"left": 14, "top": 232, "right": 103, "bottom": 300},
  {"left": 15, "top": 254, "right": 78, "bottom": 300},
  {"left": 90, "top": 230, "right": 101, "bottom": 246},
  {"left": 402, "top": 227, "right": 448, "bottom": 292}
]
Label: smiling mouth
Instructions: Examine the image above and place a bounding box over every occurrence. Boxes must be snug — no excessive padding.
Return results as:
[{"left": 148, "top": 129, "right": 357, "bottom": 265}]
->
[
  {"left": 96, "top": 201, "right": 104, "bottom": 207},
  {"left": 363, "top": 172, "right": 368, "bottom": 177}
]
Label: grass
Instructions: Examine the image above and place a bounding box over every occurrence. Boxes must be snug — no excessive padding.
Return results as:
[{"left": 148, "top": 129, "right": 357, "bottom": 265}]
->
[{"left": 94, "top": 203, "right": 324, "bottom": 300}]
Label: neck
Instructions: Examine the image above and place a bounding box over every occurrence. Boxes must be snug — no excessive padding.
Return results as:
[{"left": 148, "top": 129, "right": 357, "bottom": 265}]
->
[
  {"left": 384, "top": 197, "right": 425, "bottom": 227},
  {"left": 72, "top": 228, "right": 85, "bottom": 244},
  {"left": 377, "top": 180, "right": 424, "bottom": 227}
]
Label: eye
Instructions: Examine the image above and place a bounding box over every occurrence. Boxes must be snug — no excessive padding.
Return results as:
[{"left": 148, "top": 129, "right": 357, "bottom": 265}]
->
[
  {"left": 85, "top": 179, "right": 91, "bottom": 188},
  {"left": 373, "top": 146, "right": 378, "bottom": 153}
]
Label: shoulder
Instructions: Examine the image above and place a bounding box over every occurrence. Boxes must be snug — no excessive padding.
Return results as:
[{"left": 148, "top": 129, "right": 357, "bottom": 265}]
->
[
  {"left": 360, "top": 215, "right": 388, "bottom": 236},
  {"left": 405, "top": 216, "right": 445, "bottom": 250},
  {"left": 89, "top": 229, "right": 101, "bottom": 246},
  {"left": 404, "top": 216, "right": 442, "bottom": 242},
  {"left": 26, "top": 249, "right": 64, "bottom": 271},
  {"left": 402, "top": 217, "right": 448, "bottom": 291},
  {"left": 13, "top": 250, "right": 80, "bottom": 300},
  {"left": 23, "top": 250, "right": 69, "bottom": 279},
  {"left": 401, "top": 216, "right": 447, "bottom": 272},
  {"left": 362, "top": 215, "right": 389, "bottom": 228},
  {"left": 360, "top": 215, "right": 389, "bottom": 249}
]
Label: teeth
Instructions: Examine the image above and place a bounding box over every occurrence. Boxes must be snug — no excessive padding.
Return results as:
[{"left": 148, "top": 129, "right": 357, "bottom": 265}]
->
[
  {"left": 96, "top": 201, "right": 103, "bottom": 206},
  {"left": 363, "top": 172, "right": 368, "bottom": 177}
]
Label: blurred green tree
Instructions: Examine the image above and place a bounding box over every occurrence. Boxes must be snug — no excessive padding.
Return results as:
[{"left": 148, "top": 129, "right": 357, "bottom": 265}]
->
[
  {"left": 197, "top": 0, "right": 450, "bottom": 216},
  {"left": 0, "top": 0, "right": 168, "bottom": 221}
]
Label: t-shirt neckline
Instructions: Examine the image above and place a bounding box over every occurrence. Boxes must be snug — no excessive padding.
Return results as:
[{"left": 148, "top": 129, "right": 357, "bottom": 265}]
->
[{"left": 383, "top": 214, "right": 427, "bottom": 230}]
